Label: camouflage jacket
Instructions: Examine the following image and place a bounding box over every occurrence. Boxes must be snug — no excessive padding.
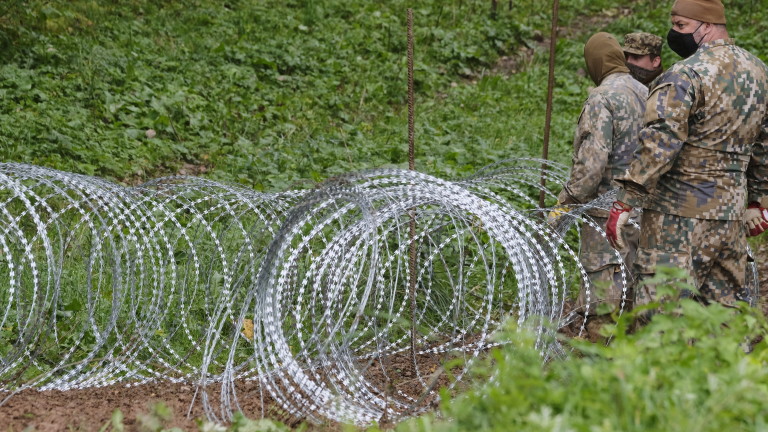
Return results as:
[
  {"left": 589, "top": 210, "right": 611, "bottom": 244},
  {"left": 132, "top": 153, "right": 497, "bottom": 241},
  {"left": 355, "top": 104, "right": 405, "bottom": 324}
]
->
[
  {"left": 558, "top": 73, "right": 648, "bottom": 217},
  {"left": 616, "top": 39, "right": 768, "bottom": 220}
]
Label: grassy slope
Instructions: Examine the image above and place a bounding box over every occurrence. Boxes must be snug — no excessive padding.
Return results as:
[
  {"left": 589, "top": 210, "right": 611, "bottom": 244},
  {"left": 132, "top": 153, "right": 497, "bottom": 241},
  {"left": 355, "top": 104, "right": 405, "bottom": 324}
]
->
[
  {"left": 1, "top": 1, "right": 766, "bottom": 192},
  {"left": 0, "top": 0, "right": 548, "bottom": 190},
  {"left": 0, "top": 1, "right": 625, "bottom": 190}
]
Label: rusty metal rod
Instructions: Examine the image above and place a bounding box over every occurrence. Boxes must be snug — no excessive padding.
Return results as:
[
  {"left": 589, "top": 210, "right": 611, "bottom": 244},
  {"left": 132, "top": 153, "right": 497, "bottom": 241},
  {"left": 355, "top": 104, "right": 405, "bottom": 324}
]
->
[
  {"left": 407, "top": 7, "right": 419, "bottom": 368},
  {"left": 538, "top": 0, "right": 560, "bottom": 209}
]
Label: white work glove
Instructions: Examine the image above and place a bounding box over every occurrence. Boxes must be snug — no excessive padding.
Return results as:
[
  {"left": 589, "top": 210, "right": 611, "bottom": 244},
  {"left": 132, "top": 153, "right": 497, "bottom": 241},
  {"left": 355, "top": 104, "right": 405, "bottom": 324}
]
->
[{"left": 745, "top": 202, "right": 768, "bottom": 237}]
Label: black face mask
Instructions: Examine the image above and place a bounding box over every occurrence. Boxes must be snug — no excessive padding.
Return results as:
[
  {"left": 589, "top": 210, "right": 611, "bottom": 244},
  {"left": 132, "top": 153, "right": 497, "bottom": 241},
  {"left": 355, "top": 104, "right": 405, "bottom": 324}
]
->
[
  {"left": 667, "top": 23, "right": 703, "bottom": 58},
  {"left": 627, "top": 63, "right": 663, "bottom": 85}
]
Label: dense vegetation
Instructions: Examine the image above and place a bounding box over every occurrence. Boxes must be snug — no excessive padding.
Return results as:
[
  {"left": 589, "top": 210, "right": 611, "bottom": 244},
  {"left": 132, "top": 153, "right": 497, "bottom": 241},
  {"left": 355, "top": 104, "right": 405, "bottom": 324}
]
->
[
  {"left": 2, "top": 0, "right": 765, "bottom": 191},
  {"left": 2, "top": 0, "right": 768, "bottom": 431},
  {"left": 2, "top": 1, "right": 766, "bottom": 191},
  {"left": 390, "top": 270, "right": 768, "bottom": 432},
  {"left": 1, "top": 0, "right": 559, "bottom": 190}
]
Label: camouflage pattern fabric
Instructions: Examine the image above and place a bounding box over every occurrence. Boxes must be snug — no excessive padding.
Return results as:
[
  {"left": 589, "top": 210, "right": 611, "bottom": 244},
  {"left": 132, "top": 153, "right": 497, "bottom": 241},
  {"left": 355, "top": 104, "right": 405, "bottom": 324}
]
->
[
  {"left": 622, "top": 32, "right": 663, "bottom": 57},
  {"left": 616, "top": 39, "right": 768, "bottom": 220},
  {"left": 575, "top": 216, "right": 639, "bottom": 315},
  {"left": 558, "top": 73, "right": 648, "bottom": 217},
  {"left": 633, "top": 210, "right": 749, "bottom": 308},
  {"left": 614, "top": 39, "right": 768, "bottom": 307},
  {"left": 556, "top": 69, "right": 646, "bottom": 313}
]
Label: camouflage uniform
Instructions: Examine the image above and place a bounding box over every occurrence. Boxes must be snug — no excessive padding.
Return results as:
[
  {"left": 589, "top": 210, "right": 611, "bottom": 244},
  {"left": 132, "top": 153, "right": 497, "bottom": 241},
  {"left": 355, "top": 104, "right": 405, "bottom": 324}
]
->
[
  {"left": 558, "top": 71, "right": 648, "bottom": 314},
  {"left": 615, "top": 39, "right": 768, "bottom": 307},
  {"left": 622, "top": 32, "right": 664, "bottom": 87}
]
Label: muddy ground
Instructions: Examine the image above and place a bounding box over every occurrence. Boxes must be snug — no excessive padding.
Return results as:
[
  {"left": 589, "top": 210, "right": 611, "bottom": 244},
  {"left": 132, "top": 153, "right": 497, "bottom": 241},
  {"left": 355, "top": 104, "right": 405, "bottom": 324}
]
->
[{"left": 0, "top": 347, "right": 453, "bottom": 431}]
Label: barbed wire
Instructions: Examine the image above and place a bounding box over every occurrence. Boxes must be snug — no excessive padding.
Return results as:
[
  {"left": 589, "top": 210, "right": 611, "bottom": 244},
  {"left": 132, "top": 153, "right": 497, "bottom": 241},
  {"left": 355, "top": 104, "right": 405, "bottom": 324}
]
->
[{"left": 0, "top": 160, "right": 757, "bottom": 425}]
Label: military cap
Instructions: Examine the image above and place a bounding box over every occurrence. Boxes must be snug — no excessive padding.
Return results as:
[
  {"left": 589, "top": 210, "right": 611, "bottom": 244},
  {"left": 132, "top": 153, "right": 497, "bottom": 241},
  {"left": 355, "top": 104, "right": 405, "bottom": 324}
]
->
[
  {"left": 622, "top": 32, "right": 663, "bottom": 57},
  {"left": 671, "top": 0, "right": 726, "bottom": 24}
]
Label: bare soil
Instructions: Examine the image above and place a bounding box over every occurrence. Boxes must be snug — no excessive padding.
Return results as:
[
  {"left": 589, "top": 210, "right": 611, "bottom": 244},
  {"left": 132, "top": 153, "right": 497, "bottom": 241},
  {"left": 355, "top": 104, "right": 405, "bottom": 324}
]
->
[
  {"left": 0, "top": 381, "right": 270, "bottom": 432},
  {"left": 0, "top": 347, "right": 460, "bottom": 431}
]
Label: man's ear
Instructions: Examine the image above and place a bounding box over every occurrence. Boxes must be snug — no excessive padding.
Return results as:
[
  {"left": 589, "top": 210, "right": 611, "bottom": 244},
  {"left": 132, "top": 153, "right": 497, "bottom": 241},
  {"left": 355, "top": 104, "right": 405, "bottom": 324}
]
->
[{"left": 652, "top": 56, "right": 662, "bottom": 68}]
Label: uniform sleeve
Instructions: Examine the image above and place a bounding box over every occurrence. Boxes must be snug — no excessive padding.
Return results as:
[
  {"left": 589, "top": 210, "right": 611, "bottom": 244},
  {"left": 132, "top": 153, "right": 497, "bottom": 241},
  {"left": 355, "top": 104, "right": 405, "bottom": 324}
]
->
[
  {"left": 615, "top": 70, "right": 697, "bottom": 207},
  {"left": 747, "top": 114, "right": 768, "bottom": 206},
  {"left": 557, "top": 94, "right": 612, "bottom": 205}
]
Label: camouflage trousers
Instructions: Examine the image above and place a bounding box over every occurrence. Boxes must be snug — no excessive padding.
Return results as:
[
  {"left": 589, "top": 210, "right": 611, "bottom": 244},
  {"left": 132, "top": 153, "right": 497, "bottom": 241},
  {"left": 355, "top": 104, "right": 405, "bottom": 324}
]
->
[
  {"left": 633, "top": 210, "right": 749, "bottom": 308},
  {"left": 574, "top": 216, "right": 639, "bottom": 316}
]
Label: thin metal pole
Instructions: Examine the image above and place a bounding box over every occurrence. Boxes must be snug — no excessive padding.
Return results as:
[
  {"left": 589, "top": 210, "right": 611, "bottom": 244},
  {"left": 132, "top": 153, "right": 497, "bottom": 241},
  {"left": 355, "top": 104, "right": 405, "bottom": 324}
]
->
[
  {"left": 538, "top": 0, "right": 559, "bottom": 209},
  {"left": 408, "top": 10, "right": 416, "bottom": 172},
  {"left": 407, "top": 8, "right": 418, "bottom": 363}
]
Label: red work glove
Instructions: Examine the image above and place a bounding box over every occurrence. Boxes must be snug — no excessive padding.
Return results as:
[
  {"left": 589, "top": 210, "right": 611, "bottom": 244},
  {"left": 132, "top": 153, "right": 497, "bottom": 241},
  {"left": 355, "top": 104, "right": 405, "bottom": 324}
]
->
[
  {"left": 606, "top": 201, "right": 632, "bottom": 249},
  {"left": 744, "top": 202, "right": 768, "bottom": 237}
]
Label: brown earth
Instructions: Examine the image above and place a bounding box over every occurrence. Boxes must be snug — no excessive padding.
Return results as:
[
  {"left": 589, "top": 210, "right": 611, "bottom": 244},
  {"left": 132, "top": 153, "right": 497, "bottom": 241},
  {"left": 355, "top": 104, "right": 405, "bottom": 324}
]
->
[
  {"left": 0, "top": 346, "right": 461, "bottom": 432},
  {"left": 0, "top": 380, "right": 279, "bottom": 432}
]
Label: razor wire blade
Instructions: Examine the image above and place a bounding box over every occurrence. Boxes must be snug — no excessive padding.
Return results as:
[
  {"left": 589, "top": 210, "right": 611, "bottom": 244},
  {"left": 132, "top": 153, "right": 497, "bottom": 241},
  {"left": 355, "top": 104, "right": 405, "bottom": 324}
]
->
[{"left": 0, "top": 159, "right": 746, "bottom": 426}]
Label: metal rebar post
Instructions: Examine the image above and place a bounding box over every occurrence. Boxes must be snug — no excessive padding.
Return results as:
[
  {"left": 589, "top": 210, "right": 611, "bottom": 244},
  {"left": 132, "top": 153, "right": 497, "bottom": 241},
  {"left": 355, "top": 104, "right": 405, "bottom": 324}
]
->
[
  {"left": 538, "top": 0, "right": 559, "bottom": 210},
  {"left": 407, "top": 7, "right": 419, "bottom": 366}
]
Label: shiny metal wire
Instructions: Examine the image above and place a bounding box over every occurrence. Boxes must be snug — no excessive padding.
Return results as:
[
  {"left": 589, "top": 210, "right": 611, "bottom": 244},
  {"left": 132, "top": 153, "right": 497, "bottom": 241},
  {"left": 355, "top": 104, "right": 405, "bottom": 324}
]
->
[{"left": 0, "top": 160, "right": 753, "bottom": 425}]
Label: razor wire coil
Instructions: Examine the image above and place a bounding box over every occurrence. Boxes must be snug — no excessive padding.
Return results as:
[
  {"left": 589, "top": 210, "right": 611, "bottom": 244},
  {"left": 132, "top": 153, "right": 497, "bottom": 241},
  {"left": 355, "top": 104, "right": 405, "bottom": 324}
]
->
[{"left": 0, "top": 160, "right": 757, "bottom": 426}]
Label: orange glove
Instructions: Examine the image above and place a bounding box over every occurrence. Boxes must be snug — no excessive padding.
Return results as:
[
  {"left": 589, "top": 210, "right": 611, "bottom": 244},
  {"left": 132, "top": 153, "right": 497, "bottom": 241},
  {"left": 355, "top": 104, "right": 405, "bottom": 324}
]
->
[
  {"left": 744, "top": 202, "right": 768, "bottom": 237},
  {"left": 606, "top": 201, "right": 631, "bottom": 249}
]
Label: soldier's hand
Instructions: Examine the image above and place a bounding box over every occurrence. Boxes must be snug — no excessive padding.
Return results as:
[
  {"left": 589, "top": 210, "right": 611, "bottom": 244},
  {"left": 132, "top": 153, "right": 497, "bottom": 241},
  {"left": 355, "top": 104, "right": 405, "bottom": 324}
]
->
[
  {"left": 606, "top": 201, "right": 632, "bottom": 249},
  {"left": 547, "top": 204, "right": 569, "bottom": 226},
  {"left": 744, "top": 202, "right": 768, "bottom": 237}
]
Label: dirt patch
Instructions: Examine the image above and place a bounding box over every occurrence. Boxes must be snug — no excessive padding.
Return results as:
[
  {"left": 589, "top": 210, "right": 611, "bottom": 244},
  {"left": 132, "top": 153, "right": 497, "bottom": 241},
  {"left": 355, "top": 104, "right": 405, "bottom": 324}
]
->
[
  {"left": 0, "top": 378, "right": 363, "bottom": 431},
  {"left": 0, "top": 345, "right": 475, "bottom": 431},
  {"left": 0, "top": 381, "right": 271, "bottom": 431},
  {"left": 491, "top": 44, "right": 537, "bottom": 77}
]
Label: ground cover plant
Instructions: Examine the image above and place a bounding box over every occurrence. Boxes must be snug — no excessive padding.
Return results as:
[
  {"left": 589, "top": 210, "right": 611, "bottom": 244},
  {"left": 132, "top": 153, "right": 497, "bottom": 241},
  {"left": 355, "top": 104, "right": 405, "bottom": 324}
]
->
[
  {"left": 1, "top": 0, "right": 558, "bottom": 190},
  {"left": 389, "top": 269, "right": 768, "bottom": 432},
  {"left": 1, "top": 0, "right": 767, "bottom": 190},
  {"left": 0, "top": 0, "right": 657, "bottom": 192}
]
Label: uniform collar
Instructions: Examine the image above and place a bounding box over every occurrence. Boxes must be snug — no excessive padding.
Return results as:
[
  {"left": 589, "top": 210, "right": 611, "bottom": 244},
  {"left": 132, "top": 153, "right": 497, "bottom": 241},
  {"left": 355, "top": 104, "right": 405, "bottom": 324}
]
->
[{"left": 698, "top": 38, "right": 734, "bottom": 50}]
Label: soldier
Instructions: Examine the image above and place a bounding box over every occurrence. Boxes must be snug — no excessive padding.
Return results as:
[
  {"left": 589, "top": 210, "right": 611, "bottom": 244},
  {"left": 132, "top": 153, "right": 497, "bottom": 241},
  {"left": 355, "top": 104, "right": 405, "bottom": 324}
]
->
[
  {"left": 549, "top": 32, "right": 648, "bottom": 325},
  {"left": 605, "top": 0, "right": 768, "bottom": 316},
  {"left": 622, "top": 32, "right": 664, "bottom": 86}
]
